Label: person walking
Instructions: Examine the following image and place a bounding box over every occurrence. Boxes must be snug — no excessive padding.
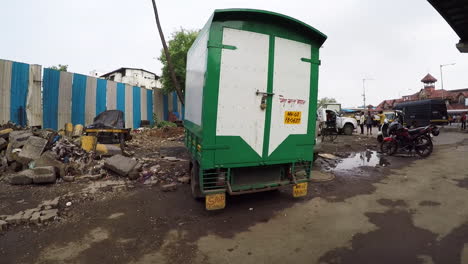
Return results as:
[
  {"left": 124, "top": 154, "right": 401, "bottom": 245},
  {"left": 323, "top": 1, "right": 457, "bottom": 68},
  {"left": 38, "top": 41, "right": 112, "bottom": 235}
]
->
[
  {"left": 359, "top": 112, "right": 365, "bottom": 134},
  {"left": 462, "top": 112, "right": 467, "bottom": 130},
  {"left": 378, "top": 111, "right": 386, "bottom": 131},
  {"left": 365, "top": 111, "right": 373, "bottom": 135}
]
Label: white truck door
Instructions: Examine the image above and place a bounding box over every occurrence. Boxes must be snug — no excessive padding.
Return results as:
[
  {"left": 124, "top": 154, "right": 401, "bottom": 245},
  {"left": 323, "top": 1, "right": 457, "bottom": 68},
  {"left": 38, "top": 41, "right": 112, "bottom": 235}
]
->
[
  {"left": 268, "top": 37, "right": 311, "bottom": 155},
  {"left": 216, "top": 28, "right": 270, "bottom": 157}
]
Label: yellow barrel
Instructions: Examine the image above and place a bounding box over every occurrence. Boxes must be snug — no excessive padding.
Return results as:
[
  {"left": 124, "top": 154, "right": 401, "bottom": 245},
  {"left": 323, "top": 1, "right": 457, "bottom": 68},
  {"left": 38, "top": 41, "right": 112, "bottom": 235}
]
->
[
  {"left": 0, "top": 128, "right": 13, "bottom": 137},
  {"left": 81, "top": 136, "right": 97, "bottom": 152},
  {"left": 96, "top": 144, "right": 122, "bottom": 156},
  {"left": 72, "top": 124, "right": 84, "bottom": 137},
  {"left": 65, "top": 123, "right": 73, "bottom": 137}
]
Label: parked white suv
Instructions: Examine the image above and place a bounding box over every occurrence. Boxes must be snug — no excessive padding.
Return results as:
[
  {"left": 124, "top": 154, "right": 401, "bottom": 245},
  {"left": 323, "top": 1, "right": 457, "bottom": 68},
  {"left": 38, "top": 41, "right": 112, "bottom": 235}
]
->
[{"left": 317, "top": 108, "right": 357, "bottom": 135}]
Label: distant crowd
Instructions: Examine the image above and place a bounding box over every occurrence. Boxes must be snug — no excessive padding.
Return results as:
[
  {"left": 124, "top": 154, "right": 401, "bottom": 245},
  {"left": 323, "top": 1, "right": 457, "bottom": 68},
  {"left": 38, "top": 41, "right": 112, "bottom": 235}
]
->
[{"left": 449, "top": 113, "right": 467, "bottom": 130}]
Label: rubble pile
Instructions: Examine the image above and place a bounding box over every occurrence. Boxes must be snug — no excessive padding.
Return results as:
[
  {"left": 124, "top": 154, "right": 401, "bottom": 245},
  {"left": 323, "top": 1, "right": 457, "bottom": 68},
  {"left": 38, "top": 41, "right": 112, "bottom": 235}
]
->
[
  {"left": 0, "top": 197, "right": 61, "bottom": 230},
  {"left": 0, "top": 123, "right": 190, "bottom": 190}
]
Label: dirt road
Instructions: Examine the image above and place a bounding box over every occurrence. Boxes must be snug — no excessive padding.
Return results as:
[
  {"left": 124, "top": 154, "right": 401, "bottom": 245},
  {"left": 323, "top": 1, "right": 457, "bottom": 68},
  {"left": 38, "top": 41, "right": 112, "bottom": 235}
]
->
[{"left": 1, "top": 131, "right": 468, "bottom": 264}]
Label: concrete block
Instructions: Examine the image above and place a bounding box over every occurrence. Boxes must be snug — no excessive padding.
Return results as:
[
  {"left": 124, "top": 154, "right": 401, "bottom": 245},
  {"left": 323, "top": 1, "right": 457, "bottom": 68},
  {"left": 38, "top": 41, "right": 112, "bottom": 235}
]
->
[
  {"left": 34, "top": 151, "right": 67, "bottom": 178},
  {"left": 17, "top": 136, "right": 48, "bottom": 165},
  {"left": 5, "top": 212, "right": 24, "bottom": 224},
  {"left": 9, "top": 131, "right": 33, "bottom": 148},
  {"left": 40, "top": 209, "right": 58, "bottom": 222},
  {"left": 40, "top": 197, "right": 60, "bottom": 209},
  {"left": 30, "top": 212, "right": 41, "bottom": 224},
  {"left": 9, "top": 171, "right": 33, "bottom": 185},
  {"left": 31, "top": 166, "right": 57, "bottom": 184},
  {"left": 0, "top": 138, "right": 7, "bottom": 150},
  {"left": 104, "top": 154, "right": 138, "bottom": 177},
  {"left": 21, "top": 209, "right": 37, "bottom": 222}
]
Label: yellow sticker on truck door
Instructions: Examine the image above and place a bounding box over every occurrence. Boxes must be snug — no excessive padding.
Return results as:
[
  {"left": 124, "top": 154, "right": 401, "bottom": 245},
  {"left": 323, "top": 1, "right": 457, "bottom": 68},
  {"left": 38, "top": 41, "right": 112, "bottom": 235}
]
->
[{"left": 284, "top": 111, "right": 302, "bottom": 124}]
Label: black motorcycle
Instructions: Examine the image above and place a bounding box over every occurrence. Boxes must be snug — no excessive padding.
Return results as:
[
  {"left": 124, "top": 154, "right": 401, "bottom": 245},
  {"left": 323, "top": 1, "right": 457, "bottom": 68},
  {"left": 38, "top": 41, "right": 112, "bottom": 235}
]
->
[{"left": 380, "top": 120, "right": 439, "bottom": 158}]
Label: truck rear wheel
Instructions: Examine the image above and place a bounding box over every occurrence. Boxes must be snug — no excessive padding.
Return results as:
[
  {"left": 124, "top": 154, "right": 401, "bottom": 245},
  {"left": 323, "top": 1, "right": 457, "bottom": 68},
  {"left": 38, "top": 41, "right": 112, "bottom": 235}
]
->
[
  {"left": 190, "top": 160, "right": 204, "bottom": 199},
  {"left": 343, "top": 124, "right": 354, "bottom": 135}
]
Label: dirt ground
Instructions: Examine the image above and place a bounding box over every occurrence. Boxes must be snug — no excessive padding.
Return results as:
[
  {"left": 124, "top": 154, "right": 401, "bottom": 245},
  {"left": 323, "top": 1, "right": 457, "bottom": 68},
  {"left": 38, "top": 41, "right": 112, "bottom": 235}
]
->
[{"left": 1, "top": 129, "right": 468, "bottom": 264}]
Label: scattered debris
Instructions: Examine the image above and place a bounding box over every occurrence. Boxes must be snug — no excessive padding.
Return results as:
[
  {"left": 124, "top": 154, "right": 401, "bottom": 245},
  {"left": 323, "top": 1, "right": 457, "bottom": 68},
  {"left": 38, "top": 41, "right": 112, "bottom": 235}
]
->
[
  {"left": 318, "top": 153, "right": 339, "bottom": 160},
  {"left": 162, "top": 183, "right": 178, "bottom": 192}
]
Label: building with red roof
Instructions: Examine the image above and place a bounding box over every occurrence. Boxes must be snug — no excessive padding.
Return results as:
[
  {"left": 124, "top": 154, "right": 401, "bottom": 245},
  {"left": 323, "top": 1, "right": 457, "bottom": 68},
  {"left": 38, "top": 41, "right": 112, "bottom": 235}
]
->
[{"left": 376, "top": 73, "right": 468, "bottom": 112}]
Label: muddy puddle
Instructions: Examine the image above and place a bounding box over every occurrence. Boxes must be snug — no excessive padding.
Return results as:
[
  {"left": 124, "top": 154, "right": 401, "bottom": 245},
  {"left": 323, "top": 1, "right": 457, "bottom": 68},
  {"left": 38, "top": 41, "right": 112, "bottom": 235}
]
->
[{"left": 333, "top": 150, "right": 389, "bottom": 171}]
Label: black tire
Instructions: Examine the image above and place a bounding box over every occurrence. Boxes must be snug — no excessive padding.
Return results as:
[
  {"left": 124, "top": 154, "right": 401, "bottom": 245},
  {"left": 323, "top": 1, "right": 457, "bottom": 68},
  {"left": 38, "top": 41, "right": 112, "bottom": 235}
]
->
[
  {"left": 190, "top": 160, "right": 204, "bottom": 199},
  {"left": 381, "top": 141, "right": 397, "bottom": 156},
  {"left": 415, "top": 136, "right": 433, "bottom": 158},
  {"left": 343, "top": 124, "right": 354, "bottom": 135},
  {"left": 313, "top": 152, "right": 319, "bottom": 161}
]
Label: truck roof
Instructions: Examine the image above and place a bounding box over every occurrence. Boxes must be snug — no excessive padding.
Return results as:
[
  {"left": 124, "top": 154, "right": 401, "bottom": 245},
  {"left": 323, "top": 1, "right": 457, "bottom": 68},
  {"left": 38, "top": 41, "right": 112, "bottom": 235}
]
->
[{"left": 213, "top": 9, "right": 328, "bottom": 46}]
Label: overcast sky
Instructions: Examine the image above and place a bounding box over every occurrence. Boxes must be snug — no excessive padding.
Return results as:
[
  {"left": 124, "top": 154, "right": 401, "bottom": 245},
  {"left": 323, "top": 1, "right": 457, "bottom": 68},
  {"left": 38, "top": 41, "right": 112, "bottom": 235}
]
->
[{"left": 1, "top": 0, "right": 467, "bottom": 107}]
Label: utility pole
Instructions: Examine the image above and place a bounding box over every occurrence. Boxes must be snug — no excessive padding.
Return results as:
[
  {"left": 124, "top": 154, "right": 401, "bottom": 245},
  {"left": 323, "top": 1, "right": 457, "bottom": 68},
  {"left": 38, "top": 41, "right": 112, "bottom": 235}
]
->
[
  {"left": 440, "top": 63, "right": 455, "bottom": 100},
  {"left": 150, "top": 0, "right": 185, "bottom": 105},
  {"left": 362, "top": 78, "right": 374, "bottom": 110}
]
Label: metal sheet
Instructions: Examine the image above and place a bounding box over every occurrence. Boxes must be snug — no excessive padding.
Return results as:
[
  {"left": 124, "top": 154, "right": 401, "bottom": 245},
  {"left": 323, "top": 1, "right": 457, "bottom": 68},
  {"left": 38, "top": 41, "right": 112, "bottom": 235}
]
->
[
  {"left": 43, "top": 68, "right": 60, "bottom": 129},
  {"left": 26, "top": 64, "right": 42, "bottom": 127},
  {"left": 96, "top": 79, "right": 107, "bottom": 115},
  {"left": 124, "top": 84, "right": 133, "bottom": 128},
  {"left": 0, "top": 60, "right": 12, "bottom": 124},
  {"left": 163, "top": 93, "right": 168, "bottom": 121},
  {"left": 58, "top": 71, "right": 73, "bottom": 130},
  {"left": 72, "top": 74, "right": 87, "bottom": 126},
  {"left": 147, "top": 89, "right": 153, "bottom": 125},
  {"left": 172, "top": 91, "right": 179, "bottom": 118},
  {"left": 10, "top": 62, "right": 29, "bottom": 126},
  {"left": 153, "top": 89, "right": 164, "bottom": 122},
  {"left": 141, "top": 88, "right": 147, "bottom": 121},
  {"left": 85, "top": 76, "right": 97, "bottom": 126},
  {"left": 106, "top": 81, "right": 117, "bottom": 110},
  {"left": 132, "top": 86, "right": 141, "bottom": 128},
  {"left": 117, "top": 83, "right": 125, "bottom": 113},
  {"left": 185, "top": 29, "right": 208, "bottom": 126}
]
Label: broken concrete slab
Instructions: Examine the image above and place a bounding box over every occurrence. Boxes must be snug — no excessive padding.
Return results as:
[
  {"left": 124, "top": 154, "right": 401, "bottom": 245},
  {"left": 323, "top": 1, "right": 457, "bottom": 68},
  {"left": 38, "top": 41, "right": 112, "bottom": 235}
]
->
[
  {"left": 34, "top": 151, "right": 67, "bottom": 178},
  {"left": 0, "top": 138, "right": 7, "bottom": 150},
  {"left": 21, "top": 209, "right": 37, "bottom": 223},
  {"left": 40, "top": 197, "right": 60, "bottom": 209},
  {"left": 30, "top": 212, "right": 41, "bottom": 224},
  {"left": 17, "top": 136, "right": 48, "bottom": 165},
  {"left": 9, "top": 130, "right": 33, "bottom": 148},
  {"left": 40, "top": 209, "right": 58, "bottom": 222},
  {"left": 63, "top": 175, "right": 75, "bottom": 182},
  {"left": 104, "top": 154, "right": 138, "bottom": 177},
  {"left": 31, "top": 166, "right": 57, "bottom": 184},
  {"left": 5, "top": 212, "right": 24, "bottom": 224},
  {"left": 9, "top": 171, "right": 33, "bottom": 185}
]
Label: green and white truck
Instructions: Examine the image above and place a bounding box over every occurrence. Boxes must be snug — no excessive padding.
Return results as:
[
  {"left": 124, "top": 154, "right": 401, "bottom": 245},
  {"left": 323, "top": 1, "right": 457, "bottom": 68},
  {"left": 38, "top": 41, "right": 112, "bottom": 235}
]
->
[{"left": 184, "top": 9, "right": 327, "bottom": 210}]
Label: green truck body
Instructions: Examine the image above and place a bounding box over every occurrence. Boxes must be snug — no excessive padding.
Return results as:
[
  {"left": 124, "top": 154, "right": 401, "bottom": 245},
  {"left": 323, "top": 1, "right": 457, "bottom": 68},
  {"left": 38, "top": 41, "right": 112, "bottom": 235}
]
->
[{"left": 184, "top": 9, "right": 327, "bottom": 202}]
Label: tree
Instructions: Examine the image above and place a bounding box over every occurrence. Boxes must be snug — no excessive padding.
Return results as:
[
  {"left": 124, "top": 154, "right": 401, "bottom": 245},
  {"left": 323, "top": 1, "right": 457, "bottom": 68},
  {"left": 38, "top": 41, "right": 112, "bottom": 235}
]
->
[
  {"left": 158, "top": 29, "right": 198, "bottom": 95},
  {"left": 50, "top": 64, "right": 68, "bottom": 72},
  {"left": 317, "top": 97, "right": 337, "bottom": 108}
]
